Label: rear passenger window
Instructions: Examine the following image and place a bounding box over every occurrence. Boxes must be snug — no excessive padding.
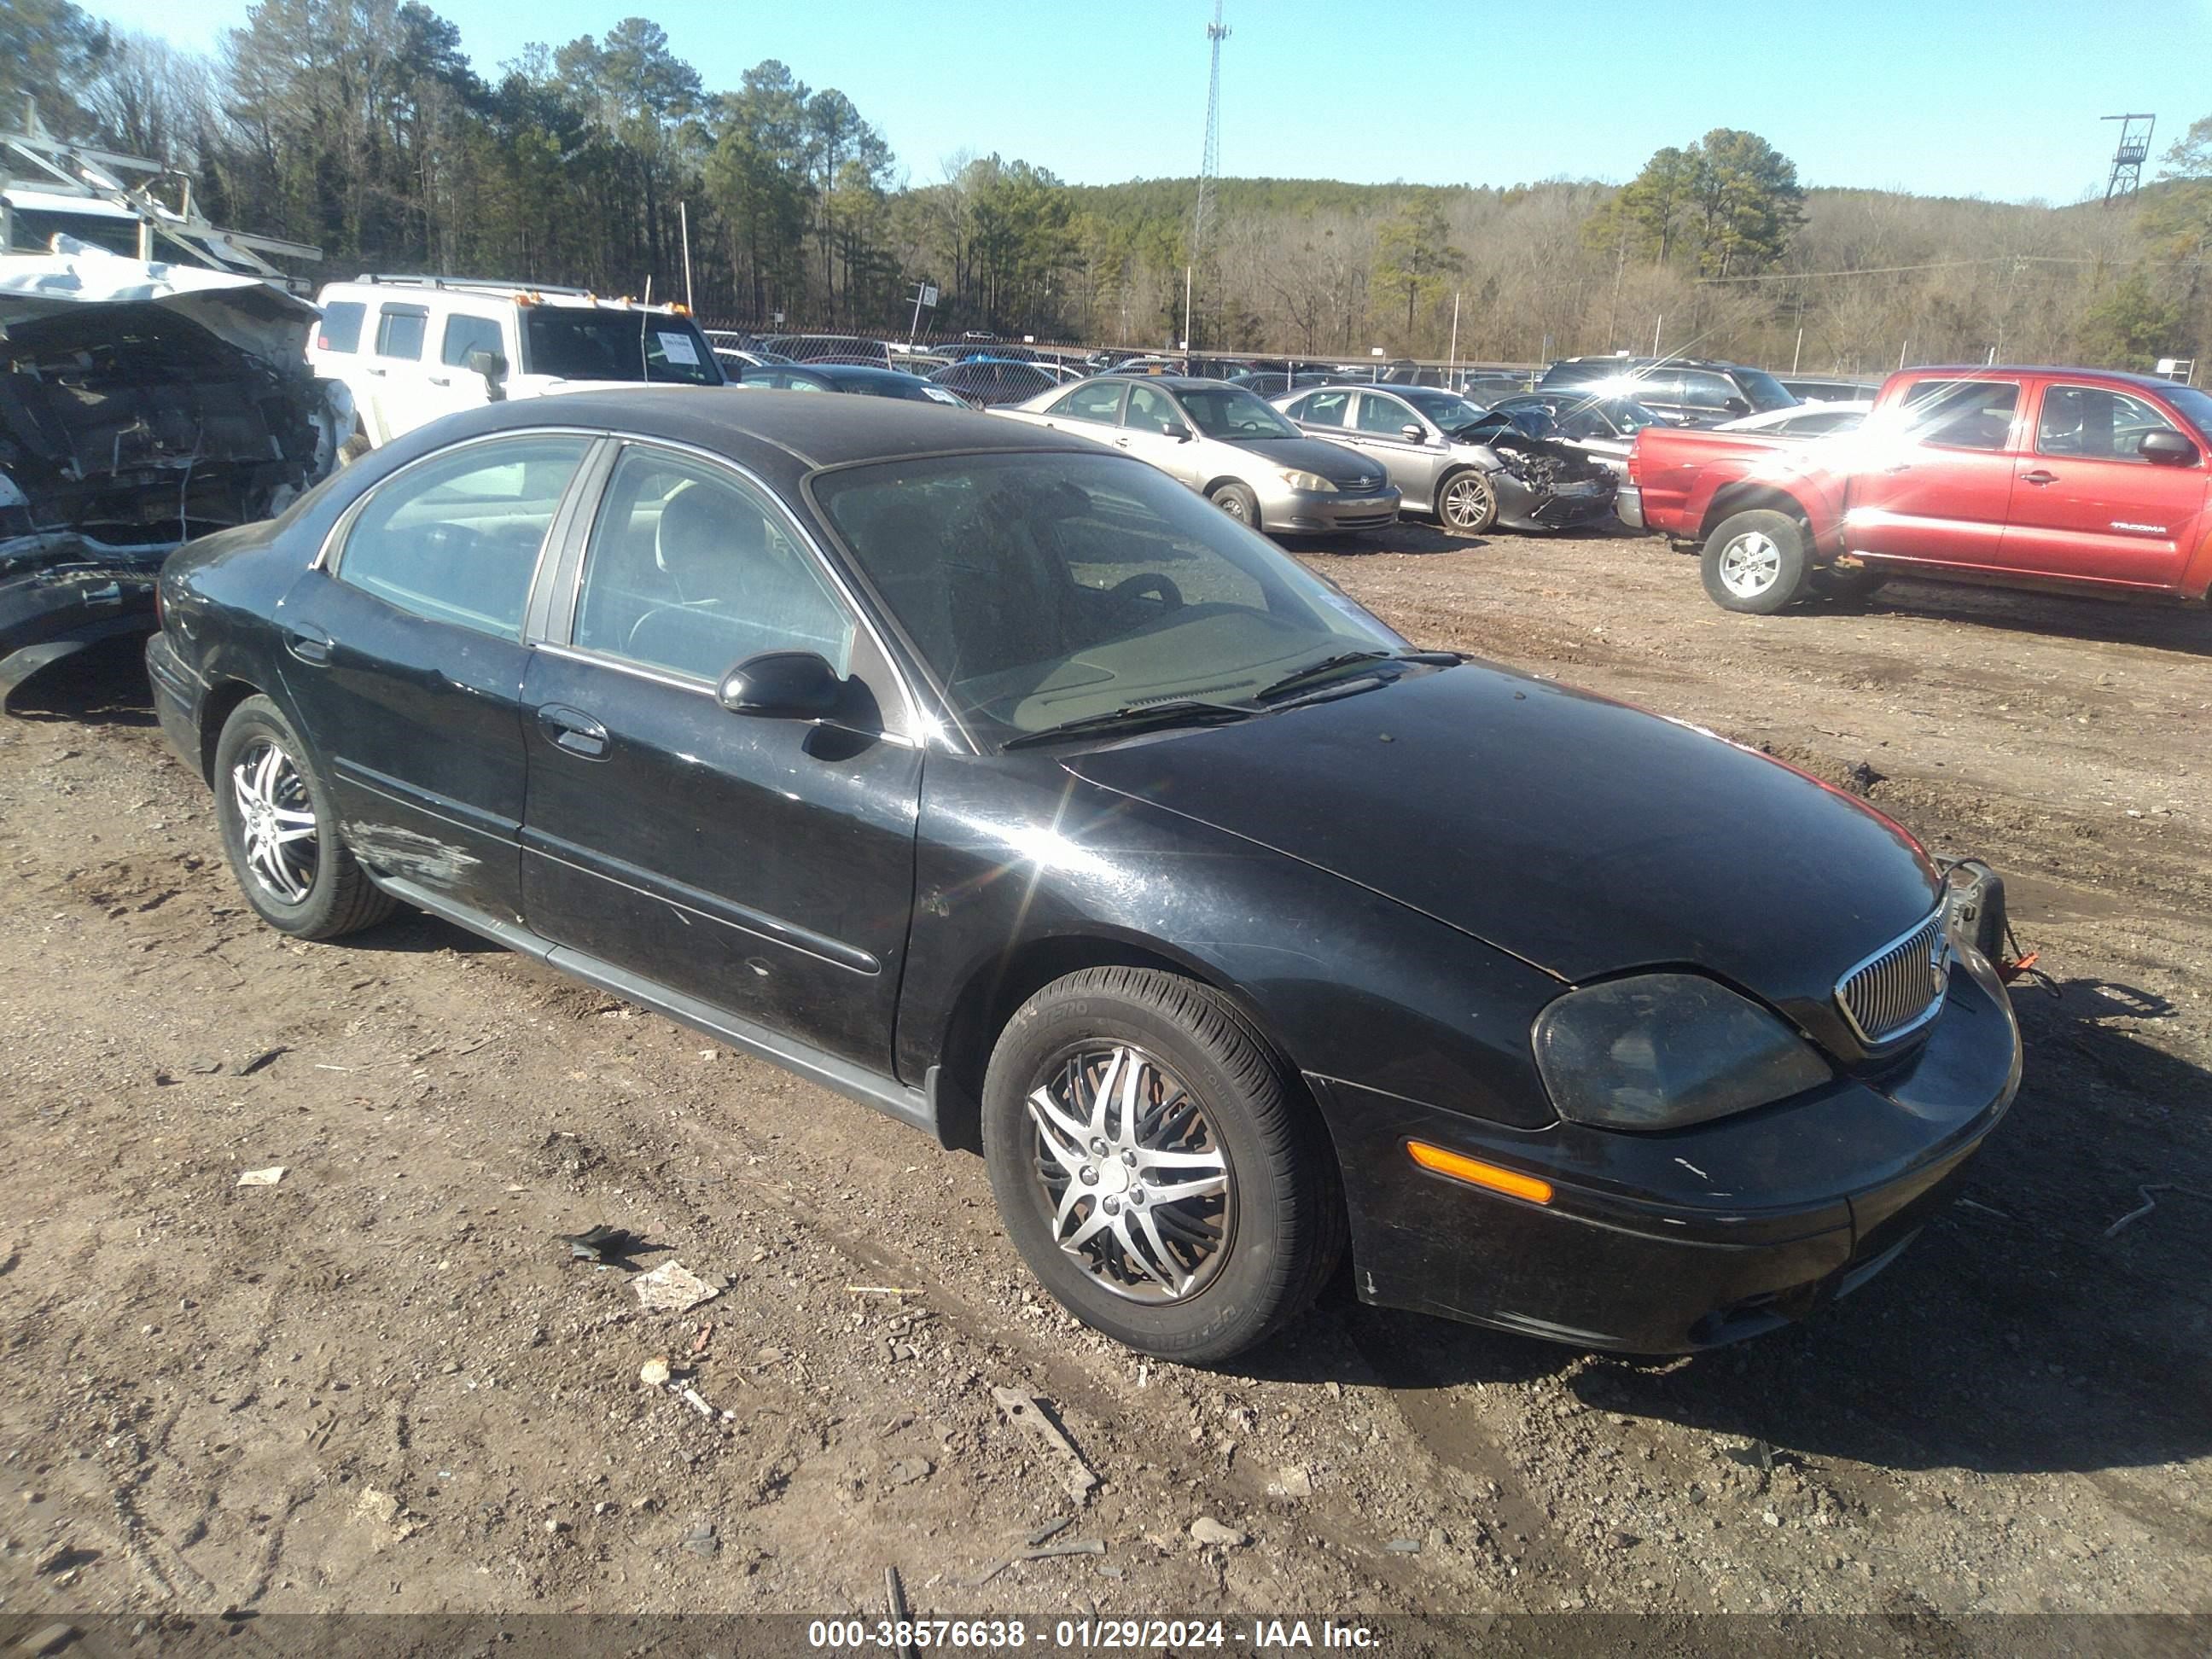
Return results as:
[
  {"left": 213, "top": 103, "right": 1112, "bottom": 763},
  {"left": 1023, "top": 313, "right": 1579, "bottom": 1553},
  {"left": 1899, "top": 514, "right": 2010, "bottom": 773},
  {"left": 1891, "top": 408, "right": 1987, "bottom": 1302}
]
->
[
  {"left": 442, "top": 313, "right": 504, "bottom": 367},
  {"left": 1294, "top": 391, "right": 1350, "bottom": 427},
  {"left": 336, "top": 436, "right": 589, "bottom": 637},
  {"left": 572, "top": 449, "right": 855, "bottom": 684},
  {"left": 1050, "top": 381, "right": 1126, "bottom": 423},
  {"left": 317, "top": 300, "right": 365, "bottom": 354},
  {"left": 1901, "top": 381, "right": 2019, "bottom": 452},
  {"left": 375, "top": 306, "right": 428, "bottom": 360}
]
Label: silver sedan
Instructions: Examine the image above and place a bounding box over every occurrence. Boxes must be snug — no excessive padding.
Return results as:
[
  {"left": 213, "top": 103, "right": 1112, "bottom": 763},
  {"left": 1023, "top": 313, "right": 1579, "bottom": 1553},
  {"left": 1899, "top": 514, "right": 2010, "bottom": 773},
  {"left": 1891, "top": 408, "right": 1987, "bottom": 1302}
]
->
[
  {"left": 994, "top": 375, "right": 1401, "bottom": 533},
  {"left": 1273, "top": 384, "right": 1619, "bottom": 533}
]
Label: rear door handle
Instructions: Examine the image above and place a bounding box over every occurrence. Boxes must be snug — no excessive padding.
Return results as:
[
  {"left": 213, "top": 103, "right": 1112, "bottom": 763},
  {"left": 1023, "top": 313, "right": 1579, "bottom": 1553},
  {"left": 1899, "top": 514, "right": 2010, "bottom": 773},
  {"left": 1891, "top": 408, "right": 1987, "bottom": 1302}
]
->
[
  {"left": 2020, "top": 469, "right": 2059, "bottom": 486},
  {"left": 283, "top": 624, "right": 334, "bottom": 665},
  {"left": 535, "top": 703, "right": 609, "bottom": 760}
]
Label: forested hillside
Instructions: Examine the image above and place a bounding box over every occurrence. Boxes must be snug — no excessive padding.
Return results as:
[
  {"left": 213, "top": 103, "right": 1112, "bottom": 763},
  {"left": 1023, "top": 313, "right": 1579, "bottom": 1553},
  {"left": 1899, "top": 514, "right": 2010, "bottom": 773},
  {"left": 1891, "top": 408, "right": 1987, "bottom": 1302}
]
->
[{"left": 7, "top": 0, "right": 2210, "bottom": 374}]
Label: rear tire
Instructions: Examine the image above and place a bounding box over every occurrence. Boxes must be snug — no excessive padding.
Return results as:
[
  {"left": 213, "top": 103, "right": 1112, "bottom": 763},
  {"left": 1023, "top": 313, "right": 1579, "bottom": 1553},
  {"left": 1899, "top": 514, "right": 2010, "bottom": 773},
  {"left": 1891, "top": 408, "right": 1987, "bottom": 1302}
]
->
[
  {"left": 1208, "top": 480, "right": 1261, "bottom": 528},
  {"left": 212, "top": 696, "right": 395, "bottom": 940},
  {"left": 1436, "top": 468, "right": 1499, "bottom": 535},
  {"left": 1702, "top": 509, "right": 1811, "bottom": 614},
  {"left": 982, "top": 967, "right": 1345, "bottom": 1365}
]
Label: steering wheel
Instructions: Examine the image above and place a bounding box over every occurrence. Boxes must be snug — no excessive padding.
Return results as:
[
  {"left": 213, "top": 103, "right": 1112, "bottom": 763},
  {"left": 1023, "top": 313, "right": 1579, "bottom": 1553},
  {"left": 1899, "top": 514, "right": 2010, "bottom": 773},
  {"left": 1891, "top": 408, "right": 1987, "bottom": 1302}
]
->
[{"left": 1107, "top": 573, "right": 1184, "bottom": 612}]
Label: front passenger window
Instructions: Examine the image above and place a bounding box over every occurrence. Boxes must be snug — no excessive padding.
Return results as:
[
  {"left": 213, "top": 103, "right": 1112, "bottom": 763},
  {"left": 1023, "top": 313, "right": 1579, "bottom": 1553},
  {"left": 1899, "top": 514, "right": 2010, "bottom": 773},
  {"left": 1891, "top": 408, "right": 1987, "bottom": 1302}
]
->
[
  {"left": 1355, "top": 396, "right": 1416, "bottom": 436},
  {"left": 336, "top": 435, "right": 590, "bottom": 636},
  {"left": 573, "top": 449, "right": 856, "bottom": 684}
]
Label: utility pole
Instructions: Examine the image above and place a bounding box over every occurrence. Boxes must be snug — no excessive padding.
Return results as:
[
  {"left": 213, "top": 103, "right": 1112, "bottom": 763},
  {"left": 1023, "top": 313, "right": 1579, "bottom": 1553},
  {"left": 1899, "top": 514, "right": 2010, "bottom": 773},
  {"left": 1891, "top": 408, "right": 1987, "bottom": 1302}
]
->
[
  {"left": 1186, "top": 0, "right": 1228, "bottom": 355},
  {"left": 678, "top": 201, "right": 695, "bottom": 311}
]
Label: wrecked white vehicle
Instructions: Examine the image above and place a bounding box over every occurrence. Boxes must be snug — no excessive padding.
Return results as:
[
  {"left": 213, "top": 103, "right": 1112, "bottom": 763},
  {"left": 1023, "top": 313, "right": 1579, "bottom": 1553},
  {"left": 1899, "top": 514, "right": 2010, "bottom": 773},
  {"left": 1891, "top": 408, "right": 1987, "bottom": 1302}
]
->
[{"left": 0, "top": 237, "right": 343, "bottom": 698}]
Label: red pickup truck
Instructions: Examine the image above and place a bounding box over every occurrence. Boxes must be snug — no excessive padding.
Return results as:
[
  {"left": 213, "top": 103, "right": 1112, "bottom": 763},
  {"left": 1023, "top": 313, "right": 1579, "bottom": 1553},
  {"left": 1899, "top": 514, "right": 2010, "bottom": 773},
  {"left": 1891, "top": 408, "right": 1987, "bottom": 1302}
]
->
[{"left": 1621, "top": 366, "right": 2212, "bottom": 614}]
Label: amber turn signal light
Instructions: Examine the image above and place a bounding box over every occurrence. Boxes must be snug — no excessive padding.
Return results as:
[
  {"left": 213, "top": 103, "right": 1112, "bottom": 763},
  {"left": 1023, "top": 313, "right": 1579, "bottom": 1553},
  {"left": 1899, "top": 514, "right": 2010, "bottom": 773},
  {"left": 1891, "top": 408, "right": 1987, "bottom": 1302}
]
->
[{"left": 1406, "top": 1141, "right": 1553, "bottom": 1205}]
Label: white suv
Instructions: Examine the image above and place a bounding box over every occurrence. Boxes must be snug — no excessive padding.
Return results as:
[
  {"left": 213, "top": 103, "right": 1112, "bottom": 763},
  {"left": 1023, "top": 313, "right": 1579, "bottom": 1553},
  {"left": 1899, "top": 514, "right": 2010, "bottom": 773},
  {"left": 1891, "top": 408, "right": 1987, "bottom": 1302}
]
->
[{"left": 306, "top": 276, "right": 729, "bottom": 450}]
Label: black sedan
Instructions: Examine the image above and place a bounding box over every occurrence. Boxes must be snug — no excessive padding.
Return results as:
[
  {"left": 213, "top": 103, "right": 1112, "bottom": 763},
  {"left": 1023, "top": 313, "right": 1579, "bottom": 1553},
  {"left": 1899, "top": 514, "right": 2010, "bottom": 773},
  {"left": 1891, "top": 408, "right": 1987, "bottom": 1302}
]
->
[{"left": 148, "top": 391, "right": 2023, "bottom": 1362}]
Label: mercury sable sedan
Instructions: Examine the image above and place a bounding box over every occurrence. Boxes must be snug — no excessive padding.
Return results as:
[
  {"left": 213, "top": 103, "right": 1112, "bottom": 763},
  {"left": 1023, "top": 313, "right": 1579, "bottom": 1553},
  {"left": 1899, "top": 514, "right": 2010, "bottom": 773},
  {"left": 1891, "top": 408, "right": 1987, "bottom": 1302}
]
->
[{"left": 148, "top": 391, "right": 2023, "bottom": 1363}]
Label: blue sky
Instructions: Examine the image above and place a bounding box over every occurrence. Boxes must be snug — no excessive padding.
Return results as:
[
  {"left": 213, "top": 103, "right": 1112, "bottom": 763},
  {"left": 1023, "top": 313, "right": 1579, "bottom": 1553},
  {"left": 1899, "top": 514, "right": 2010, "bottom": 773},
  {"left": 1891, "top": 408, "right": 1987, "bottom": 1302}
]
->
[{"left": 87, "top": 0, "right": 2212, "bottom": 204}]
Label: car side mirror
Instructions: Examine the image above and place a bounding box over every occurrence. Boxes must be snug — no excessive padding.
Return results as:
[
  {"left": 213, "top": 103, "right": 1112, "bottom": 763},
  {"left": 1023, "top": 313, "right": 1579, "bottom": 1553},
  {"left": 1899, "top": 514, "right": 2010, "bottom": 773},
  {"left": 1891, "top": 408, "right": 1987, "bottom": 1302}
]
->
[
  {"left": 717, "top": 651, "right": 841, "bottom": 719},
  {"left": 2141, "top": 428, "right": 2198, "bottom": 466},
  {"left": 1400, "top": 423, "right": 1427, "bottom": 443},
  {"left": 1722, "top": 397, "right": 1751, "bottom": 416},
  {"left": 1164, "top": 421, "right": 1193, "bottom": 442},
  {"left": 467, "top": 349, "right": 509, "bottom": 401}
]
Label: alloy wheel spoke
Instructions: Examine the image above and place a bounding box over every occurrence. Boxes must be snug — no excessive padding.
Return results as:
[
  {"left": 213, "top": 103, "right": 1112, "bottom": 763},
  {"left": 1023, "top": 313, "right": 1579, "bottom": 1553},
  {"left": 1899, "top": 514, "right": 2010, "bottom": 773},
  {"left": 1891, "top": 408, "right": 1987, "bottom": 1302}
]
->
[
  {"left": 1143, "top": 1172, "right": 1229, "bottom": 1205},
  {"left": 1126, "top": 1207, "right": 1190, "bottom": 1295}
]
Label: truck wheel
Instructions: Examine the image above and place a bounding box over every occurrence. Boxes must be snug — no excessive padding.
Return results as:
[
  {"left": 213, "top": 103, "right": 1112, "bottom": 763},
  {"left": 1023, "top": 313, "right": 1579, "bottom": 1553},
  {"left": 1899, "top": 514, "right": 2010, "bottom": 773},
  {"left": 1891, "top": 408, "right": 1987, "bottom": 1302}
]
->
[{"left": 1702, "top": 510, "right": 1811, "bottom": 614}]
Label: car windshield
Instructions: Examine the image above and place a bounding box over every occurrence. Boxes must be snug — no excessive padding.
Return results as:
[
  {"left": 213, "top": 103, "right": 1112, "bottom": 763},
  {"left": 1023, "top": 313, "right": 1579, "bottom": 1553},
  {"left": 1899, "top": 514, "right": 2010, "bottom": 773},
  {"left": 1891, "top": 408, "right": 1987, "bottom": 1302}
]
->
[
  {"left": 1733, "top": 367, "right": 1796, "bottom": 412},
  {"left": 2161, "top": 384, "right": 2212, "bottom": 443},
  {"left": 521, "top": 309, "right": 723, "bottom": 385},
  {"left": 1175, "top": 386, "right": 1302, "bottom": 439},
  {"left": 813, "top": 451, "right": 1406, "bottom": 741}
]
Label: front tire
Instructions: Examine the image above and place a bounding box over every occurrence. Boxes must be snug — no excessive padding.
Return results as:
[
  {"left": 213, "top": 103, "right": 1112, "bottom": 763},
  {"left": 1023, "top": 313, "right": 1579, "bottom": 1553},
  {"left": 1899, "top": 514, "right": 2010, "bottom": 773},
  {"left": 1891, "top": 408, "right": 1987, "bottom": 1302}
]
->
[
  {"left": 981, "top": 967, "right": 1344, "bottom": 1364},
  {"left": 1208, "top": 480, "right": 1261, "bottom": 528},
  {"left": 1701, "top": 509, "right": 1811, "bottom": 614},
  {"left": 212, "top": 695, "right": 395, "bottom": 940},
  {"left": 1436, "top": 468, "right": 1499, "bottom": 535}
]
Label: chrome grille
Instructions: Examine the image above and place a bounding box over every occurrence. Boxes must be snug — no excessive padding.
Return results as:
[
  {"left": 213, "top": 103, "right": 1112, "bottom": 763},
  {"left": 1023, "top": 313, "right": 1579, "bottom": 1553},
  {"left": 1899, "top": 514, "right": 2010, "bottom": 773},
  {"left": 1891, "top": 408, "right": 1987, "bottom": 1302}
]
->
[
  {"left": 1836, "top": 909, "right": 1948, "bottom": 1047},
  {"left": 1332, "top": 474, "right": 1386, "bottom": 497}
]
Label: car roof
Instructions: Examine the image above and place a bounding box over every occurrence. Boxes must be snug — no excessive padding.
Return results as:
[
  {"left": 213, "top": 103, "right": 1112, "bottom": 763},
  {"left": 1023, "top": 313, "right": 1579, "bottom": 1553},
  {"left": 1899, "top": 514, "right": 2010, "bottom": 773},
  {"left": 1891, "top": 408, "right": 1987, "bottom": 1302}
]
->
[
  {"left": 403, "top": 387, "right": 1105, "bottom": 482},
  {"left": 1904, "top": 365, "right": 2187, "bottom": 392}
]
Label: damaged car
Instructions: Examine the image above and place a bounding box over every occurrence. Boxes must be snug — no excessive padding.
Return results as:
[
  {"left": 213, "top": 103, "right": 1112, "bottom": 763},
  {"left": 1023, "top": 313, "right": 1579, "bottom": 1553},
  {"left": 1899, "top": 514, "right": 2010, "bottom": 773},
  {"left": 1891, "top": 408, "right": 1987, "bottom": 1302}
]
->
[
  {"left": 1273, "top": 383, "right": 1616, "bottom": 534},
  {"left": 0, "top": 237, "right": 342, "bottom": 699}
]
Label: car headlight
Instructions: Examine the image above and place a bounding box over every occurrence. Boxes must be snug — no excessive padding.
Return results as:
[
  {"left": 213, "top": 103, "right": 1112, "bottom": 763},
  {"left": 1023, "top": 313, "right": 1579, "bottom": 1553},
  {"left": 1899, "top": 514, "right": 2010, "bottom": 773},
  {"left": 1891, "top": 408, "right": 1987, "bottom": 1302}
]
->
[
  {"left": 1532, "top": 974, "right": 1831, "bottom": 1131},
  {"left": 1277, "top": 469, "right": 1337, "bottom": 492}
]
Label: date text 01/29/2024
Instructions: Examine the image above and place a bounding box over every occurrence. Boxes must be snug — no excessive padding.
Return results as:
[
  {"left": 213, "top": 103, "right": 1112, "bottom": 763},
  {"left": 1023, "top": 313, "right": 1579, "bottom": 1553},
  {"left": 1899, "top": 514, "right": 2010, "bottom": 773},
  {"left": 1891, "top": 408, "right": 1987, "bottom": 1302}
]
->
[{"left": 806, "top": 1617, "right": 1379, "bottom": 1650}]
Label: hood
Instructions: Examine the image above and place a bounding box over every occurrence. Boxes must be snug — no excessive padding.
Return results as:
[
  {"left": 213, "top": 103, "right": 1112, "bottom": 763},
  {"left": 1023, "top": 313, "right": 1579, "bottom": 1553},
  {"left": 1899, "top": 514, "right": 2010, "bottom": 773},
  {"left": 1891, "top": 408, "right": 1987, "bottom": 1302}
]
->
[
  {"left": 1064, "top": 661, "right": 1939, "bottom": 1007},
  {"left": 1227, "top": 433, "right": 1388, "bottom": 487},
  {"left": 1, "top": 238, "right": 339, "bottom": 553},
  {"left": 0, "top": 236, "right": 317, "bottom": 364}
]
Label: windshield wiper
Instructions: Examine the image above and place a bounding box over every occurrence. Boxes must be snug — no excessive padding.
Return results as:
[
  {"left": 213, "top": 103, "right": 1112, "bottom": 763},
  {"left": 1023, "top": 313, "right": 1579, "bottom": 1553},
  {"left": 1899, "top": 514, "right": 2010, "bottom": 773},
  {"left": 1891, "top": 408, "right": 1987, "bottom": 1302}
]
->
[
  {"left": 1253, "top": 649, "right": 1456, "bottom": 703},
  {"left": 1000, "top": 699, "right": 1257, "bottom": 750}
]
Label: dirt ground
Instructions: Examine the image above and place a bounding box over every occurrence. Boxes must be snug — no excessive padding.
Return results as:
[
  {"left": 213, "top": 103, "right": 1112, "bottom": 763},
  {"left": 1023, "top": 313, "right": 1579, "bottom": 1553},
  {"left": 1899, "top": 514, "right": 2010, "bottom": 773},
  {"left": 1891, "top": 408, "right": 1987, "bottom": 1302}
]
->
[{"left": 1, "top": 525, "right": 2207, "bottom": 1636}]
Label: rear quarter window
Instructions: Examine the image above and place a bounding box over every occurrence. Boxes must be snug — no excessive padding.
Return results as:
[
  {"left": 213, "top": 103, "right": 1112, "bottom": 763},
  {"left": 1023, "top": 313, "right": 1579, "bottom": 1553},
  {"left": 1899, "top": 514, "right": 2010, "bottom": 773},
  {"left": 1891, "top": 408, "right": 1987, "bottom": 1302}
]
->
[{"left": 317, "top": 300, "right": 366, "bottom": 354}]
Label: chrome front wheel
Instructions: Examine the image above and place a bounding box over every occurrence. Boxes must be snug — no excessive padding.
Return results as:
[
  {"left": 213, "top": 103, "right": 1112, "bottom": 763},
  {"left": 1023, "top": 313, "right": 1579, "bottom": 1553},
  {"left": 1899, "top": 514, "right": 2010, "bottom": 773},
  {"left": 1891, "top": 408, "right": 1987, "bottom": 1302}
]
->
[{"left": 1024, "top": 1044, "right": 1234, "bottom": 1303}]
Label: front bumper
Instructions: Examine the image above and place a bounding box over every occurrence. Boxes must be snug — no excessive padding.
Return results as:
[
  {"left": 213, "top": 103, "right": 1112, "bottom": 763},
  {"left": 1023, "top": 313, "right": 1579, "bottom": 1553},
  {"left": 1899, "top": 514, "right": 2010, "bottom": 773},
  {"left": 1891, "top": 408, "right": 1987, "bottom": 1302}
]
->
[
  {"left": 1314, "top": 906, "right": 2023, "bottom": 1353},
  {"left": 1496, "top": 477, "right": 1618, "bottom": 533},
  {"left": 1264, "top": 483, "right": 1402, "bottom": 535},
  {"left": 1614, "top": 483, "right": 1645, "bottom": 531}
]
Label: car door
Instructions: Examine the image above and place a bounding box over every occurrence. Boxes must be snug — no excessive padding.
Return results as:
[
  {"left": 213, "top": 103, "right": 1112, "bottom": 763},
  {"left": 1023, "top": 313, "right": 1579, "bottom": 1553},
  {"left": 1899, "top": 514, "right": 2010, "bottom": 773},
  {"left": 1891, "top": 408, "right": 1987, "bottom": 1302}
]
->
[
  {"left": 359, "top": 301, "right": 434, "bottom": 443},
  {"left": 1117, "top": 383, "right": 1203, "bottom": 486},
  {"left": 417, "top": 309, "right": 509, "bottom": 429},
  {"left": 2000, "top": 381, "right": 2211, "bottom": 587},
  {"left": 274, "top": 430, "right": 597, "bottom": 920},
  {"left": 1026, "top": 378, "right": 1126, "bottom": 437},
  {"left": 1842, "top": 379, "right": 2023, "bottom": 570},
  {"left": 517, "top": 441, "right": 923, "bottom": 1070},
  {"left": 1348, "top": 390, "right": 1447, "bottom": 507}
]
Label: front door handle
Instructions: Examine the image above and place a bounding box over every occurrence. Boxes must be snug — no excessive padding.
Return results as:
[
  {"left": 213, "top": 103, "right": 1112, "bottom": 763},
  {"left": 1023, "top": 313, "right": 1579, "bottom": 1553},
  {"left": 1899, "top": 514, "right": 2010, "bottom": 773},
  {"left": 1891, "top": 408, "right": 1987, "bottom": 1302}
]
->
[
  {"left": 283, "top": 624, "right": 334, "bottom": 666},
  {"left": 535, "top": 703, "right": 609, "bottom": 760},
  {"left": 2020, "top": 469, "right": 2059, "bottom": 486},
  {"left": 1880, "top": 462, "right": 1912, "bottom": 474},
  {"left": 427, "top": 374, "right": 451, "bottom": 387}
]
